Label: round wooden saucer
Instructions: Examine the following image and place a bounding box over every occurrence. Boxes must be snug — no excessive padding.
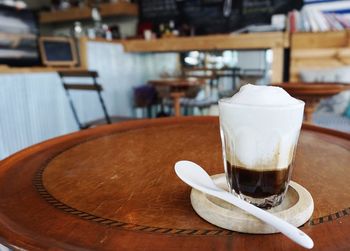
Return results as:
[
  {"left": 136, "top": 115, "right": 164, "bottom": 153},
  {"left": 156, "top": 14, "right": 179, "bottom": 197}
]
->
[{"left": 191, "top": 174, "right": 314, "bottom": 234}]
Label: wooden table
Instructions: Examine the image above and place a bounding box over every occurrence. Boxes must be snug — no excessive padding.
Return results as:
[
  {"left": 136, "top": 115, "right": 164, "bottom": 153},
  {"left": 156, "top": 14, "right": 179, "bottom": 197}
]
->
[
  {"left": 148, "top": 78, "right": 205, "bottom": 116},
  {"left": 273, "top": 83, "right": 350, "bottom": 123},
  {"left": 0, "top": 117, "right": 349, "bottom": 250}
]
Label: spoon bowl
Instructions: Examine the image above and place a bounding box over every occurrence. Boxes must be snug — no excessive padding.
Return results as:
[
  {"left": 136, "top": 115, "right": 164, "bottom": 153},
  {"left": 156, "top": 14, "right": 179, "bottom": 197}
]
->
[{"left": 175, "top": 160, "right": 314, "bottom": 249}]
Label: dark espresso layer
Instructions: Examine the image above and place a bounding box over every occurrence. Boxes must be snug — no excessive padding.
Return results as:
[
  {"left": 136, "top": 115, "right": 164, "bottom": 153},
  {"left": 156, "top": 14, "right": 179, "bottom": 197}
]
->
[{"left": 226, "top": 161, "right": 291, "bottom": 198}]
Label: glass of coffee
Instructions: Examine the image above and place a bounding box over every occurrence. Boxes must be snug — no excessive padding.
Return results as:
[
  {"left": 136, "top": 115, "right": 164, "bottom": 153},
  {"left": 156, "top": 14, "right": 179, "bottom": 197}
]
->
[{"left": 218, "top": 84, "right": 304, "bottom": 209}]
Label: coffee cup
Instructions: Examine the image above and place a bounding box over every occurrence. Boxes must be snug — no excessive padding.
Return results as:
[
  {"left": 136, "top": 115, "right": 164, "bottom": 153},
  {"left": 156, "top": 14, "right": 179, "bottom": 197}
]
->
[{"left": 218, "top": 84, "right": 304, "bottom": 208}]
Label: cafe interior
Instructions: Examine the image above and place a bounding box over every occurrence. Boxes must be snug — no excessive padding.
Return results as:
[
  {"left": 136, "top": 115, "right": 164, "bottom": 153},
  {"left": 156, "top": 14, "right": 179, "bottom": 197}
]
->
[{"left": 0, "top": 0, "right": 349, "bottom": 250}]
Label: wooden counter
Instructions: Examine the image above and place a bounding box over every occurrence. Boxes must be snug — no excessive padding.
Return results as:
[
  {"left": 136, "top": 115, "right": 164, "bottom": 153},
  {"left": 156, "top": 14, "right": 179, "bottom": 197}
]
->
[
  {"left": 0, "top": 66, "right": 86, "bottom": 74},
  {"left": 6, "top": 31, "right": 350, "bottom": 83},
  {"left": 0, "top": 33, "right": 288, "bottom": 83},
  {"left": 84, "top": 32, "right": 289, "bottom": 83},
  {"left": 122, "top": 32, "right": 289, "bottom": 52},
  {"left": 86, "top": 32, "right": 289, "bottom": 51}
]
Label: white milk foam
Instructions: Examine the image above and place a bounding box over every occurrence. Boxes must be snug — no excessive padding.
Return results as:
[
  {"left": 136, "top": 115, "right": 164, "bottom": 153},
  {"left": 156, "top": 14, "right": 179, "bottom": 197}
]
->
[
  {"left": 219, "top": 84, "right": 304, "bottom": 171},
  {"left": 228, "top": 84, "right": 300, "bottom": 106}
]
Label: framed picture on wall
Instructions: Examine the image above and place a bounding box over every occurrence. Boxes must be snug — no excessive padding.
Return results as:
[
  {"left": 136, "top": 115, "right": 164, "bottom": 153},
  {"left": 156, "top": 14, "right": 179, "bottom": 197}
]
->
[{"left": 38, "top": 36, "right": 78, "bottom": 67}]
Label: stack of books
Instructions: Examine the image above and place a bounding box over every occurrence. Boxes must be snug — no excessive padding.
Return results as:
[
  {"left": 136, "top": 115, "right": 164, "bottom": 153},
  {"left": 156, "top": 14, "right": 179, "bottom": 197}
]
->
[{"left": 288, "top": 0, "right": 350, "bottom": 32}]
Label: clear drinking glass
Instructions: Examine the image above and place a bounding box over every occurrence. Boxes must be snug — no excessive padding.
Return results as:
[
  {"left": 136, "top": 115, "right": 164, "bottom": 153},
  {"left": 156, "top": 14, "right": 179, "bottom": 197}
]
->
[{"left": 218, "top": 99, "right": 304, "bottom": 209}]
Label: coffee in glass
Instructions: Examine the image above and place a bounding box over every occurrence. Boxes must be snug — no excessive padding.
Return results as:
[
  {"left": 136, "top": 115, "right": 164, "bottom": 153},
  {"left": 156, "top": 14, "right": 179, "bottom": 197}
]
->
[{"left": 219, "top": 84, "right": 304, "bottom": 208}]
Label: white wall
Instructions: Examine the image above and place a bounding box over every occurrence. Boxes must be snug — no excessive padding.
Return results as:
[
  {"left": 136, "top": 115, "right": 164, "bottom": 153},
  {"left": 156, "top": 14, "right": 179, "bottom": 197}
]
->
[
  {"left": 86, "top": 41, "right": 179, "bottom": 117},
  {"left": 0, "top": 72, "right": 77, "bottom": 159},
  {"left": 0, "top": 41, "right": 179, "bottom": 160},
  {"left": 237, "top": 50, "right": 267, "bottom": 69}
]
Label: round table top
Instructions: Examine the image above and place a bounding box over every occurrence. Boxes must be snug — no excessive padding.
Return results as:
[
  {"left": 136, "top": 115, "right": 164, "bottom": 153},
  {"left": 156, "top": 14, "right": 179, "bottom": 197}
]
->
[
  {"left": 0, "top": 117, "right": 349, "bottom": 251},
  {"left": 273, "top": 83, "right": 350, "bottom": 97}
]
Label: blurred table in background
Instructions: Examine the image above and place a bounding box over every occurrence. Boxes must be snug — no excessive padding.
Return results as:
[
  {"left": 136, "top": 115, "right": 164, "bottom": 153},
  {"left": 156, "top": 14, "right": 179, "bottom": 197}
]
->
[
  {"left": 273, "top": 83, "right": 350, "bottom": 123},
  {"left": 148, "top": 78, "right": 205, "bottom": 116}
]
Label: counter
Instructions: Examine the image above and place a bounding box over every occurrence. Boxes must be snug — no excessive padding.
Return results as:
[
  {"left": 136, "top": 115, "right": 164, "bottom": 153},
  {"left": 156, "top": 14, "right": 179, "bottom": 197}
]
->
[{"left": 86, "top": 32, "right": 288, "bottom": 83}]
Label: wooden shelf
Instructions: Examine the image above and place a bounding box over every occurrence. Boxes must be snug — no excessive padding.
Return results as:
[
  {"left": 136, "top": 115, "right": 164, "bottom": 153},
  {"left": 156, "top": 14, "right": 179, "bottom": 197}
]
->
[
  {"left": 39, "top": 2, "right": 138, "bottom": 24},
  {"left": 0, "top": 66, "right": 86, "bottom": 74},
  {"left": 85, "top": 32, "right": 289, "bottom": 52},
  {"left": 291, "top": 31, "right": 350, "bottom": 49},
  {"left": 99, "top": 2, "right": 138, "bottom": 17},
  {"left": 122, "top": 32, "right": 289, "bottom": 52},
  {"left": 289, "top": 31, "right": 350, "bottom": 82}
]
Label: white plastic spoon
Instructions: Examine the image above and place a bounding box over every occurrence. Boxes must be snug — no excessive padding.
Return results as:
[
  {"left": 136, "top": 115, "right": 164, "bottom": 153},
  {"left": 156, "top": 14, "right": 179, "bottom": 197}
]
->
[{"left": 174, "top": 160, "right": 314, "bottom": 249}]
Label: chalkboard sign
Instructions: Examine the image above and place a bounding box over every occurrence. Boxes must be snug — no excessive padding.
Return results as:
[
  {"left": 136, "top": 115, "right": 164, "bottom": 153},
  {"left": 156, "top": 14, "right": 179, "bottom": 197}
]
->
[
  {"left": 241, "top": 0, "right": 303, "bottom": 26},
  {"left": 139, "top": 0, "right": 242, "bottom": 34},
  {"left": 178, "top": 0, "right": 241, "bottom": 35},
  {"left": 39, "top": 37, "right": 78, "bottom": 67},
  {"left": 139, "top": 0, "right": 302, "bottom": 35},
  {"left": 140, "top": 0, "right": 179, "bottom": 20}
]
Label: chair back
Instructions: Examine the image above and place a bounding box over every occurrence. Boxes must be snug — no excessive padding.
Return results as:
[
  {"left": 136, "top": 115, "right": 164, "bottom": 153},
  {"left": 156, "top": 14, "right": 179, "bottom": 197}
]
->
[{"left": 58, "top": 70, "right": 111, "bottom": 129}]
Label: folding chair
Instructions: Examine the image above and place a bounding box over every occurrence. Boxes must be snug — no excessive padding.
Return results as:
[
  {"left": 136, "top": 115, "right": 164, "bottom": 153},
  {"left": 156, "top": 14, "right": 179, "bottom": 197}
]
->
[{"left": 59, "top": 70, "right": 129, "bottom": 129}]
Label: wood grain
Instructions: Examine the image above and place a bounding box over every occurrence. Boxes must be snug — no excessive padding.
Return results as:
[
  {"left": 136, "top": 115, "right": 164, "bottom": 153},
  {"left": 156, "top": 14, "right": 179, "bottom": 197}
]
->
[
  {"left": 271, "top": 47, "right": 284, "bottom": 83},
  {"left": 291, "top": 31, "right": 350, "bottom": 49},
  {"left": 0, "top": 117, "right": 349, "bottom": 251}
]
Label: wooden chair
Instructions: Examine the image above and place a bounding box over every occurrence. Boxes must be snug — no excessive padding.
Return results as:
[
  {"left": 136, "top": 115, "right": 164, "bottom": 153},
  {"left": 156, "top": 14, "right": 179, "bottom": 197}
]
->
[
  {"left": 59, "top": 70, "right": 131, "bottom": 129},
  {"left": 133, "top": 85, "right": 159, "bottom": 118}
]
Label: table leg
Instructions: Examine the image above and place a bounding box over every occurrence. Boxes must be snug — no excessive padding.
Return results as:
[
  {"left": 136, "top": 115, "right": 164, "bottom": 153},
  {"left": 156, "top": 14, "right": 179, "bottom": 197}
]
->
[
  {"left": 170, "top": 92, "right": 185, "bottom": 117},
  {"left": 303, "top": 98, "right": 320, "bottom": 123}
]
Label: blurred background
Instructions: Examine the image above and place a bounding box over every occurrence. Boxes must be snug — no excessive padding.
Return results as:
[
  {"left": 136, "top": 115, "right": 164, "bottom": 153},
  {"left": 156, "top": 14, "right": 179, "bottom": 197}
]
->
[{"left": 0, "top": 0, "right": 349, "bottom": 161}]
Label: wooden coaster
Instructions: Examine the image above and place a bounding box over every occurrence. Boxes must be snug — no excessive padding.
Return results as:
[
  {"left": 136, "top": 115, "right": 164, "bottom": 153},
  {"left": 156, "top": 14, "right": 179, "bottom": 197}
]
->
[{"left": 190, "top": 174, "right": 314, "bottom": 234}]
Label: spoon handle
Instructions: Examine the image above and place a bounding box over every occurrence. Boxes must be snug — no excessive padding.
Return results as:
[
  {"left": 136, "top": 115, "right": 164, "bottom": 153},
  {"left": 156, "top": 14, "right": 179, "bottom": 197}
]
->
[{"left": 210, "top": 190, "right": 314, "bottom": 249}]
